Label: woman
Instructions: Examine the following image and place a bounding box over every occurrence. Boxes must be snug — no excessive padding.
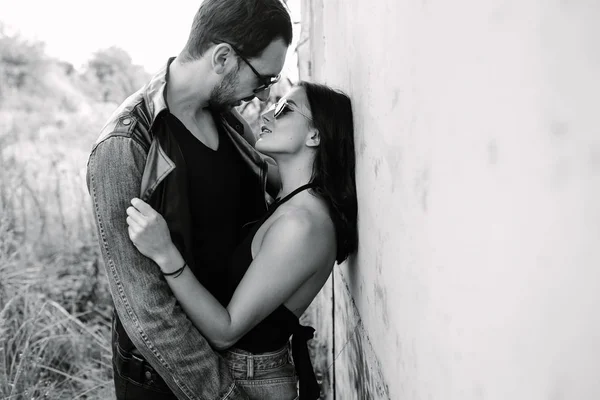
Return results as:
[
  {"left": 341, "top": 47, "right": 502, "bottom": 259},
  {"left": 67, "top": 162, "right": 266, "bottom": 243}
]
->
[{"left": 125, "top": 82, "right": 357, "bottom": 399}]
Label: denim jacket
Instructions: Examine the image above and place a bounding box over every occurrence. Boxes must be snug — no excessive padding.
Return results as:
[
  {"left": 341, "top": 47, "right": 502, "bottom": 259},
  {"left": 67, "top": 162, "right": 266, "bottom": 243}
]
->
[{"left": 86, "top": 58, "right": 272, "bottom": 400}]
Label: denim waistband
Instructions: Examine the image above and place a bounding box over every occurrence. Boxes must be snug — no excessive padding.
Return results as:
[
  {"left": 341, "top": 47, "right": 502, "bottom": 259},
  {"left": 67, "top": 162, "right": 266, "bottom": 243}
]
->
[{"left": 219, "top": 343, "right": 291, "bottom": 372}]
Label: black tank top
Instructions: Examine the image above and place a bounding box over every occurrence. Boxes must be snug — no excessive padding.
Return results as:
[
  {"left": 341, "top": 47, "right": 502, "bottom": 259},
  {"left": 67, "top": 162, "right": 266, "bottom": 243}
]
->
[{"left": 226, "top": 183, "right": 321, "bottom": 399}]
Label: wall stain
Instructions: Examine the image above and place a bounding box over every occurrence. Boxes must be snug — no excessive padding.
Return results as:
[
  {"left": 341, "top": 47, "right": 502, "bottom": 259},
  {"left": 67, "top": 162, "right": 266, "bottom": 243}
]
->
[
  {"left": 489, "top": 2, "right": 512, "bottom": 23},
  {"left": 391, "top": 89, "right": 400, "bottom": 109},
  {"left": 386, "top": 147, "right": 403, "bottom": 192},
  {"left": 373, "top": 248, "right": 390, "bottom": 327},
  {"left": 414, "top": 167, "right": 430, "bottom": 212},
  {"left": 358, "top": 136, "right": 367, "bottom": 156},
  {"left": 474, "top": 383, "right": 486, "bottom": 400},
  {"left": 453, "top": 350, "right": 463, "bottom": 362},
  {"left": 374, "top": 157, "right": 381, "bottom": 178},
  {"left": 374, "top": 281, "right": 390, "bottom": 328},
  {"left": 488, "top": 139, "right": 498, "bottom": 165},
  {"left": 375, "top": 249, "right": 383, "bottom": 274},
  {"left": 549, "top": 376, "right": 566, "bottom": 400},
  {"left": 550, "top": 121, "right": 569, "bottom": 136},
  {"left": 395, "top": 334, "right": 403, "bottom": 368},
  {"left": 421, "top": 186, "right": 429, "bottom": 212}
]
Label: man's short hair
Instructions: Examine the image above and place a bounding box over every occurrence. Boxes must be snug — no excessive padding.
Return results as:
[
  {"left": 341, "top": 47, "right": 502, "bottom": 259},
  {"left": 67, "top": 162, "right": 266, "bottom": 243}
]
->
[{"left": 182, "top": 0, "right": 293, "bottom": 61}]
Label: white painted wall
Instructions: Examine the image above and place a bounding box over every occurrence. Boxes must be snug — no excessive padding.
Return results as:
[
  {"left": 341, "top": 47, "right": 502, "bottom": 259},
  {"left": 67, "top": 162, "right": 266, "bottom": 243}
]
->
[{"left": 301, "top": 1, "right": 600, "bottom": 399}]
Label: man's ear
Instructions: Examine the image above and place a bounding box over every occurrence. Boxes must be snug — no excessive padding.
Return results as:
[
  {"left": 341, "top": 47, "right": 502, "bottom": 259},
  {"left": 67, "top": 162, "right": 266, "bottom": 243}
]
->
[
  {"left": 212, "top": 43, "right": 233, "bottom": 74},
  {"left": 306, "top": 129, "right": 320, "bottom": 147}
]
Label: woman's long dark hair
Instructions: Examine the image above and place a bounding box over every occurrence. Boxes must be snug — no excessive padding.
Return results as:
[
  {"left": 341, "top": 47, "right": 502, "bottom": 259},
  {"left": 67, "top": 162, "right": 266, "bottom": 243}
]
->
[{"left": 299, "top": 81, "right": 358, "bottom": 263}]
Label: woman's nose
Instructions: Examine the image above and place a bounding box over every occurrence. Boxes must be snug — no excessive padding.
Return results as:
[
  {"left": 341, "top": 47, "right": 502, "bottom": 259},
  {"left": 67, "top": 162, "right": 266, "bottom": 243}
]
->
[{"left": 261, "top": 106, "right": 275, "bottom": 123}]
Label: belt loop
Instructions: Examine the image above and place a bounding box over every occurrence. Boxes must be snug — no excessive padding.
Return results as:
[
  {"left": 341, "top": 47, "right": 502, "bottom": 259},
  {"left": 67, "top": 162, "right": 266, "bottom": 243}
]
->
[{"left": 246, "top": 354, "right": 254, "bottom": 379}]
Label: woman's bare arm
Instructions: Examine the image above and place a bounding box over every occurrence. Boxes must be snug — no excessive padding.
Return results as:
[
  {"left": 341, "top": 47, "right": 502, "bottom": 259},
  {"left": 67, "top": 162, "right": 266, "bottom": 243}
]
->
[{"left": 127, "top": 199, "right": 331, "bottom": 349}]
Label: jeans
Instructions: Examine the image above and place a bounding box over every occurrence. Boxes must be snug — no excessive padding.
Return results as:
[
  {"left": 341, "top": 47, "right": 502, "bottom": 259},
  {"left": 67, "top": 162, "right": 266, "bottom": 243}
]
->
[
  {"left": 111, "top": 313, "right": 177, "bottom": 400},
  {"left": 220, "top": 345, "right": 299, "bottom": 400}
]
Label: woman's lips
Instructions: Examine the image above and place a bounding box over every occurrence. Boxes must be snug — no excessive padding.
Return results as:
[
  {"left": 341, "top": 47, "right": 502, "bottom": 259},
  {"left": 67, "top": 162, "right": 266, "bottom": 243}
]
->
[{"left": 259, "top": 125, "right": 272, "bottom": 137}]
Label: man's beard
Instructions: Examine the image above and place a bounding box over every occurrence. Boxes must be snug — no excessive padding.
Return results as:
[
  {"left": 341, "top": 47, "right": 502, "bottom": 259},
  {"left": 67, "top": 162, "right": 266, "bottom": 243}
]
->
[{"left": 208, "top": 64, "right": 240, "bottom": 111}]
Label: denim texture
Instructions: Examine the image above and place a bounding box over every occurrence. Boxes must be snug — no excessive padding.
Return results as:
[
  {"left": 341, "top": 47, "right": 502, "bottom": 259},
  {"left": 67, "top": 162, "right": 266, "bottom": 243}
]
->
[{"left": 220, "top": 345, "right": 299, "bottom": 400}]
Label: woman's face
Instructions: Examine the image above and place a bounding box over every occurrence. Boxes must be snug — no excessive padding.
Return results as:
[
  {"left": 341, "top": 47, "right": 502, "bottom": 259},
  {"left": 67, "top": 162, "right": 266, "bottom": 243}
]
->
[{"left": 255, "top": 86, "right": 315, "bottom": 157}]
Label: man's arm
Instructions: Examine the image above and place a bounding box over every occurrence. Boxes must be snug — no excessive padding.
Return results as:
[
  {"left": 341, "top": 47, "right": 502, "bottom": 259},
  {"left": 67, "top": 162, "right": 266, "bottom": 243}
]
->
[{"left": 87, "top": 136, "right": 247, "bottom": 400}]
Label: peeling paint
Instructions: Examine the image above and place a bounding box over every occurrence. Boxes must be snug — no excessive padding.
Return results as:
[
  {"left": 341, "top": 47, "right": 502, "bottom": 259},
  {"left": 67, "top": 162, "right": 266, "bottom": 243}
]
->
[
  {"left": 301, "top": 276, "right": 334, "bottom": 398},
  {"left": 337, "top": 322, "right": 391, "bottom": 400},
  {"left": 334, "top": 269, "right": 391, "bottom": 400},
  {"left": 304, "top": 266, "right": 391, "bottom": 399}
]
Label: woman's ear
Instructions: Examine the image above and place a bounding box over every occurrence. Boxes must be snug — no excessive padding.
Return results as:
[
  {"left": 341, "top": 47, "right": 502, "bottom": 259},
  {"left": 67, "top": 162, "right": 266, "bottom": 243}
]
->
[
  {"left": 211, "top": 43, "right": 233, "bottom": 75},
  {"left": 306, "top": 129, "right": 320, "bottom": 147}
]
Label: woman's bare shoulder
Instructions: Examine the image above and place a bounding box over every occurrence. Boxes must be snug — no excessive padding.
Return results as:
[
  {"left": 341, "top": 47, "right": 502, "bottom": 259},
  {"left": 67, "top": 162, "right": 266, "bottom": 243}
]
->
[
  {"left": 269, "top": 200, "right": 335, "bottom": 246},
  {"left": 281, "top": 193, "right": 332, "bottom": 224},
  {"left": 252, "top": 193, "right": 336, "bottom": 261}
]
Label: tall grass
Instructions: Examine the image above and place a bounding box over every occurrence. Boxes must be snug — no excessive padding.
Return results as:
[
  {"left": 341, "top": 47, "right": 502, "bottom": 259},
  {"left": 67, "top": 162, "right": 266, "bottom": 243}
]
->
[{"left": 0, "top": 100, "right": 115, "bottom": 399}]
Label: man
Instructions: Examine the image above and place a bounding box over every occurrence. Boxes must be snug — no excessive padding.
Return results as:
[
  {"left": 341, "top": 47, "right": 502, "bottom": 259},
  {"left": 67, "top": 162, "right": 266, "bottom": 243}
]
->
[{"left": 86, "top": 1, "right": 292, "bottom": 399}]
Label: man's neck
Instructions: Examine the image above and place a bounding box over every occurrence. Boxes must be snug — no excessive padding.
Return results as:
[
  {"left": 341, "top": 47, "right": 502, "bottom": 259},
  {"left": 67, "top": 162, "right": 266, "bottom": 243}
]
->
[{"left": 166, "top": 57, "right": 212, "bottom": 119}]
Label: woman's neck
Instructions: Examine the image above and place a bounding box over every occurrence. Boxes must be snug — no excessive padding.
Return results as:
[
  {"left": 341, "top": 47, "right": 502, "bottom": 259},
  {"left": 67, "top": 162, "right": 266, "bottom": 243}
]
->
[{"left": 274, "top": 154, "right": 315, "bottom": 199}]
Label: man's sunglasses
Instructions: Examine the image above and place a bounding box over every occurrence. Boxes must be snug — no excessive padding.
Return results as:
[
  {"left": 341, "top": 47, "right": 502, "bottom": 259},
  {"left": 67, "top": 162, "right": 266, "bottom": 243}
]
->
[
  {"left": 216, "top": 40, "right": 280, "bottom": 94},
  {"left": 272, "top": 99, "right": 312, "bottom": 121}
]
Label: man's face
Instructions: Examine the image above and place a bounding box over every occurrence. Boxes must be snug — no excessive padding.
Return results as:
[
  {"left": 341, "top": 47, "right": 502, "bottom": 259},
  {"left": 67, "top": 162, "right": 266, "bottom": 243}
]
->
[
  {"left": 208, "top": 62, "right": 240, "bottom": 110},
  {"left": 210, "top": 38, "right": 288, "bottom": 110}
]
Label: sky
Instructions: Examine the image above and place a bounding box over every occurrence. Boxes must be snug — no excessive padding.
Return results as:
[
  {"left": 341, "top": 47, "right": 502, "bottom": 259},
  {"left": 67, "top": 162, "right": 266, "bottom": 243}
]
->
[{"left": 1, "top": 0, "right": 301, "bottom": 75}]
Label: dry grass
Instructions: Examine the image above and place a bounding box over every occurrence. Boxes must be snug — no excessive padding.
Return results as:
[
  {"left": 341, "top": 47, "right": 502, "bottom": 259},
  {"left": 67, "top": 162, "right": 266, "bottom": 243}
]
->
[{"left": 0, "top": 100, "right": 115, "bottom": 399}]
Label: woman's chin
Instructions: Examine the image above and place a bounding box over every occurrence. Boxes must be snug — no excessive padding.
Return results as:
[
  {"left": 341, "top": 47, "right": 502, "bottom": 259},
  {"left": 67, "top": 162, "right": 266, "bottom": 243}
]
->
[
  {"left": 255, "top": 139, "right": 272, "bottom": 155},
  {"left": 256, "top": 137, "right": 288, "bottom": 158}
]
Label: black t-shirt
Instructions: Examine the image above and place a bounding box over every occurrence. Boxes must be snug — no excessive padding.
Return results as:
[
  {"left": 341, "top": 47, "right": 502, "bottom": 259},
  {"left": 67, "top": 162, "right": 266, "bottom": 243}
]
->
[{"left": 165, "top": 112, "right": 264, "bottom": 305}]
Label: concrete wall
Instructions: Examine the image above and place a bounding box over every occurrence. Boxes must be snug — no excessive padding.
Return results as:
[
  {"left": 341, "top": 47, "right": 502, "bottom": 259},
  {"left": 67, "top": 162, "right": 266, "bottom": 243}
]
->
[{"left": 299, "top": 1, "right": 600, "bottom": 399}]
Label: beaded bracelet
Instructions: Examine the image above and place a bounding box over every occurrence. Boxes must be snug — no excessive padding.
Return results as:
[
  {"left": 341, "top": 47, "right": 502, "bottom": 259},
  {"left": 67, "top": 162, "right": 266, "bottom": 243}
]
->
[{"left": 162, "top": 262, "right": 187, "bottom": 278}]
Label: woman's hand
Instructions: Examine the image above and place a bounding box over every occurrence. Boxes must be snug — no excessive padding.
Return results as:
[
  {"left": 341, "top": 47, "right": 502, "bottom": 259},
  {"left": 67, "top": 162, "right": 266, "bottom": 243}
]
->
[{"left": 126, "top": 198, "right": 176, "bottom": 267}]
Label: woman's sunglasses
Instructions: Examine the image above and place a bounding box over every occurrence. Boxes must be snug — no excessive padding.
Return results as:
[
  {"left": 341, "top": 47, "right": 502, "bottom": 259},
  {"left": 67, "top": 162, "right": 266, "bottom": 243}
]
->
[{"left": 273, "top": 99, "right": 313, "bottom": 121}]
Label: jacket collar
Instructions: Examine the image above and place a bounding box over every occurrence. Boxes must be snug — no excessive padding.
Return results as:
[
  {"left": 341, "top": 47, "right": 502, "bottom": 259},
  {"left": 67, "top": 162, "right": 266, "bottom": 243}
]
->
[
  {"left": 143, "top": 57, "right": 246, "bottom": 137},
  {"left": 144, "top": 57, "right": 174, "bottom": 130}
]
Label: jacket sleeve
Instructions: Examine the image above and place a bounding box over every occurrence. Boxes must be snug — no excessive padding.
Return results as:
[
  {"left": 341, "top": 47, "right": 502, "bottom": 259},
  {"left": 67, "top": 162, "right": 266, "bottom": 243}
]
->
[{"left": 86, "top": 135, "right": 247, "bottom": 400}]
